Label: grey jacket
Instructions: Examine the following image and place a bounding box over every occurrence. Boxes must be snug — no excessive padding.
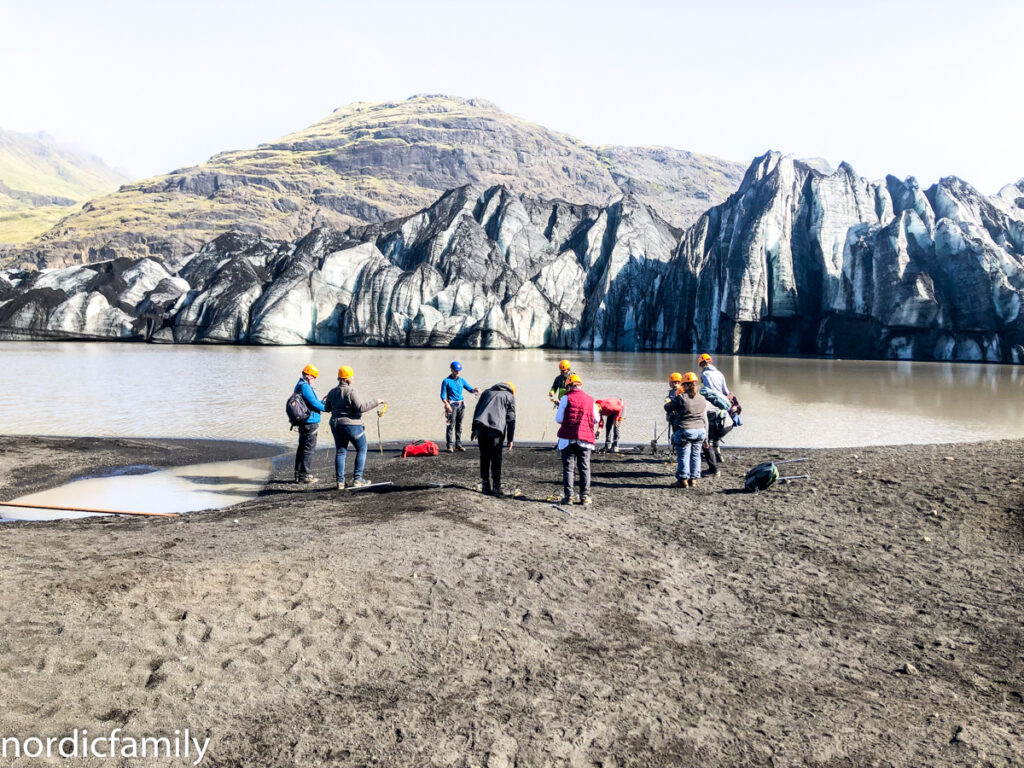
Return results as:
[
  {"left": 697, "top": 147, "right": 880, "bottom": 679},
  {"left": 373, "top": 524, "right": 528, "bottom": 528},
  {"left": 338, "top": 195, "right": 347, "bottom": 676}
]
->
[
  {"left": 471, "top": 383, "right": 516, "bottom": 441},
  {"left": 323, "top": 383, "right": 377, "bottom": 426}
]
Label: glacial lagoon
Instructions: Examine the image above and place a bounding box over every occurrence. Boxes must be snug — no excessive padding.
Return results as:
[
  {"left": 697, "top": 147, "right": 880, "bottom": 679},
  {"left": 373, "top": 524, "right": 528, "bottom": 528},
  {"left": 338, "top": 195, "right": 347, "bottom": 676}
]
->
[{"left": 1, "top": 342, "right": 1021, "bottom": 449}]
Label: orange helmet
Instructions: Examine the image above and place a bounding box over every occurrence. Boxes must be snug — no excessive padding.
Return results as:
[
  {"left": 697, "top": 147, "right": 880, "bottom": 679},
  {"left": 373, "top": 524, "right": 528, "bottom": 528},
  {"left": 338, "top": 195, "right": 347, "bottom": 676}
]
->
[
  {"left": 558, "top": 359, "right": 571, "bottom": 372},
  {"left": 668, "top": 372, "right": 683, "bottom": 383},
  {"left": 338, "top": 365, "right": 354, "bottom": 380},
  {"left": 302, "top": 364, "right": 319, "bottom": 378},
  {"left": 567, "top": 373, "right": 582, "bottom": 386},
  {"left": 698, "top": 353, "right": 713, "bottom": 365},
  {"left": 505, "top": 381, "right": 516, "bottom": 395},
  {"left": 682, "top": 371, "right": 699, "bottom": 383}
]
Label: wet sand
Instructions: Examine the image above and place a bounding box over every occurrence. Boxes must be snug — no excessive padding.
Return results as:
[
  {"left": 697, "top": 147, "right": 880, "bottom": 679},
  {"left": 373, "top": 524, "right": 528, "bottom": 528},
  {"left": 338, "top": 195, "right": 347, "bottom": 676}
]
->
[{"left": 0, "top": 435, "right": 1022, "bottom": 766}]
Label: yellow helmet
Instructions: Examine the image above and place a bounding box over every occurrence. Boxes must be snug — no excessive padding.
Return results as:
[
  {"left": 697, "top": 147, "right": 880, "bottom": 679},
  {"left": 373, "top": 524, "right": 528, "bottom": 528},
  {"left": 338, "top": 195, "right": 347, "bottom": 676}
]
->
[
  {"left": 668, "top": 372, "right": 683, "bottom": 383},
  {"left": 505, "top": 381, "right": 516, "bottom": 395},
  {"left": 698, "top": 353, "right": 713, "bottom": 365},
  {"left": 338, "top": 365, "right": 354, "bottom": 380},
  {"left": 558, "top": 359, "right": 571, "bottom": 372},
  {"left": 567, "top": 373, "right": 582, "bottom": 386},
  {"left": 302, "top": 364, "right": 319, "bottom": 378}
]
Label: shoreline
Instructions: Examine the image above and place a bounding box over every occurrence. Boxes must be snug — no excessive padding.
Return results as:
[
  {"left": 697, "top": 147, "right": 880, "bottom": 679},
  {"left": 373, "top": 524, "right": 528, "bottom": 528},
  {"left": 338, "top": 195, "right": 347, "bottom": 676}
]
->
[{"left": 1, "top": 434, "right": 1021, "bottom": 765}]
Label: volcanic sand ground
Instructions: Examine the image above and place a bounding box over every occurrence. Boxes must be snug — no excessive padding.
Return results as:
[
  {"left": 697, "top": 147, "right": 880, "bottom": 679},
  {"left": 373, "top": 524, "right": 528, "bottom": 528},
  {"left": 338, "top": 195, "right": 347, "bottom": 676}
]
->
[{"left": 0, "top": 435, "right": 1022, "bottom": 767}]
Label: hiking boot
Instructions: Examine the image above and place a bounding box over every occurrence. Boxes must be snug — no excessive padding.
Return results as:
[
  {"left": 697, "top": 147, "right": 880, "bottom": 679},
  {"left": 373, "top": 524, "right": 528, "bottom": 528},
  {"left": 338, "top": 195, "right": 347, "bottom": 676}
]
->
[
  {"left": 336, "top": 481, "right": 346, "bottom": 491},
  {"left": 454, "top": 445, "right": 466, "bottom": 452},
  {"left": 560, "top": 495, "right": 571, "bottom": 505},
  {"left": 298, "top": 476, "right": 317, "bottom": 485},
  {"left": 688, "top": 478, "right": 698, "bottom": 488},
  {"left": 446, "top": 445, "right": 454, "bottom": 453},
  {"left": 603, "top": 444, "right": 612, "bottom": 453},
  {"left": 492, "top": 485, "right": 505, "bottom": 497},
  {"left": 351, "top": 478, "right": 372, "bottom": 488},
  {"left": 611, "top": 444, "right": 619, "bottom": 453},
  {"left": 581, "top": 495, "right": 593, "bottom": 506},
  {"left": 670, "top": 479, "right": 688, "bottom": 488},
  {"left": 477, "top": 482, "right": 491, "bottom": 494}
]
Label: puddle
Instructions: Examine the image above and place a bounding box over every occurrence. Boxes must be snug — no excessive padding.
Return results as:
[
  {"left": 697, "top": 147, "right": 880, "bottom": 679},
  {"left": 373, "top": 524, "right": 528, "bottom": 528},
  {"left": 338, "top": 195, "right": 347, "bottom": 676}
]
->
[{"left": 1, "top": 458, "right": 274, "bottom": 521}]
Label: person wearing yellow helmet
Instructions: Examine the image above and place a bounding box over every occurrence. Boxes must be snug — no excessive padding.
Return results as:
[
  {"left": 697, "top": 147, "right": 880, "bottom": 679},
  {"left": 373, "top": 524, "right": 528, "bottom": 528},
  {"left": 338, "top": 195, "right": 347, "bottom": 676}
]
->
[
  {"left": 664, "top": 371, "right": 708, "bottom": 488},
  {"left": 548, "top": 359, "right": 574, "bottom": 404},
  {"left": 322, "top": 365, "right": 386, "bottom": 490},
  {"left": 470, "top": 382, "right": 517, "bottom": 496},
  {"left": 292, "top": 364, "right": 326, "bottom": 484}
]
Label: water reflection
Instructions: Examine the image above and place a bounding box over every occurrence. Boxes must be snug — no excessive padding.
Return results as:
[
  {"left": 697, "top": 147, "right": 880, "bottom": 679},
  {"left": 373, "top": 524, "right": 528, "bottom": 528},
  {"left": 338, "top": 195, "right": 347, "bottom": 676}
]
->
[
  {"left": 1, "top": 457, "right": 274, "bottom": 521},
  {"left": 0, "top": 343, "right": 1017, "bottom": 448}
]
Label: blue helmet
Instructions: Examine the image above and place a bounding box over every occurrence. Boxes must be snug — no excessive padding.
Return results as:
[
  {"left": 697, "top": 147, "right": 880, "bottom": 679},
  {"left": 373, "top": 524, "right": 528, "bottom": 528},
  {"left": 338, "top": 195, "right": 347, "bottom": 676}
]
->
[{"left": 450, "top": 361, "right": 462, "bottom": 371}]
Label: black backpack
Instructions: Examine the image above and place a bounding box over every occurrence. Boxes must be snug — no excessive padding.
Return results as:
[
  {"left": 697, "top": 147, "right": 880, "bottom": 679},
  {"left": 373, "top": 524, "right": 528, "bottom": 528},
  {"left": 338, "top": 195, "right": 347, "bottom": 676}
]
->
[
  {"left": 744, "top": 461, "right": 779, "bottom": 492},
  {"left": 286, "top": 390, "right": 310, "bottom": 428}
]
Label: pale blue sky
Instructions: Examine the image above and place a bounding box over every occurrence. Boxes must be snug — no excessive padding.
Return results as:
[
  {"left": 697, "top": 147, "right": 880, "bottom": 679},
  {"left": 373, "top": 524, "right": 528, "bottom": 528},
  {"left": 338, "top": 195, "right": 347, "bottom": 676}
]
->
[{"left": 1, "top": 0, "right": 1021, "bottom": 193}]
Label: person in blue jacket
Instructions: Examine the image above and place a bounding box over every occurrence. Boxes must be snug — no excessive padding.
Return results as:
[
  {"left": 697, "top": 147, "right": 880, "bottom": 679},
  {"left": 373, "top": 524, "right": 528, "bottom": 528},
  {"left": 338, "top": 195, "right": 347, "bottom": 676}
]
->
[
  {"left": 294, "top": 364, "right": 326, "bottom": 483},
  {"left": 440, "top": 361, "right": 479, "bottom": 452}
]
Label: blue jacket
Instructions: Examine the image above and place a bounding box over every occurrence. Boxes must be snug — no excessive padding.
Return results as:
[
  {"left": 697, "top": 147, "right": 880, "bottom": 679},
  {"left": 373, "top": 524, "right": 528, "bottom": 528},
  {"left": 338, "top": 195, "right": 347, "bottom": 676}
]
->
[
  {"left": 294, "top": 379, "right": 325, "bottom": 424},
  {"left": 440, "top": 375, "right": 475, "bottom": 403}
]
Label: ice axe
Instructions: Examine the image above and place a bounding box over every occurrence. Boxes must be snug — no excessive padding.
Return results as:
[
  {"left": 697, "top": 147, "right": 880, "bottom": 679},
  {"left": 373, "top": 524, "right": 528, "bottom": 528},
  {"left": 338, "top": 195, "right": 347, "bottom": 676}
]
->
[{"left": 376, "top": 402, "right": 389, "bottom": 455}]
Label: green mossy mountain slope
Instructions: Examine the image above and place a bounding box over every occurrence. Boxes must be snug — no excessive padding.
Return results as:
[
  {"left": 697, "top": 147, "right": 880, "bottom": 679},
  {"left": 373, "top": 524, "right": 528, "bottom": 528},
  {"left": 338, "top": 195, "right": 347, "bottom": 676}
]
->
[
  {"left": 8, "top": 96, "right": 744, "bottom": 268},
  {"left": 0, "top": 129, "right": 128, "bottom": 245}
]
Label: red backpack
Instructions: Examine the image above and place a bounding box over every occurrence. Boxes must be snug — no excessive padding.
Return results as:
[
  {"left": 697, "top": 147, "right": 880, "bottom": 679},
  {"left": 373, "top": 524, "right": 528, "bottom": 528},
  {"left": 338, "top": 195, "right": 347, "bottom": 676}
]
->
[{"left": 402, "top": 440, "right": 439, "bottom": 458}]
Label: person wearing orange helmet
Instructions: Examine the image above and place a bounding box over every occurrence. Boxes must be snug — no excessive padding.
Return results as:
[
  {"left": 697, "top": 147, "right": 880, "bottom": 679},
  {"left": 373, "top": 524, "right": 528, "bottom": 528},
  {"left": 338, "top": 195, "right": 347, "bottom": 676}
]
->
[
  {"left": 555, "top": 373, "right": 602, "bottom": 505},
  {"left": 697, "top": 353, "right": 733, "bottom": 463},
  {"left": 292, "top": 364, "right": 326, "bottom": 484},
  {"left": 322, "top": 365, "right": 385, "bottom": 490},
  {"left": 548, "top": 359, "right": 574, "bottom": 404},
  {"left": 697, "top": 353, "right": 730, "bottom": 398},
  {"left": 594, "top": 397, "right": 626, "bottom": 453},
  {"left": 470, "top": 382, "right": 517, "bottom": 496},
  {"left": 663, "top": 372, "right": 708, "bottom": 488}
]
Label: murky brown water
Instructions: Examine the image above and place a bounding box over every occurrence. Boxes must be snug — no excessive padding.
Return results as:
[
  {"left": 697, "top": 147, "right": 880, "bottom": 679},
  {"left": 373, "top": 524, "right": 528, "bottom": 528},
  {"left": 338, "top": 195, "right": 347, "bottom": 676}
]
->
[{"left": 0, "top": 342, "right": 1020, "bottom": 448}]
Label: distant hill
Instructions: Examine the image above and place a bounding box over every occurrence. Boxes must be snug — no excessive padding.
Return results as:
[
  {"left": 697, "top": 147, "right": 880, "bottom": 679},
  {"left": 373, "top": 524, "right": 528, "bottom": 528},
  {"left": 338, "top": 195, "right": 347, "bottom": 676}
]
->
[
  {"left": 0, "top": 129, "right": 128, "bottom": 245},
  {"left": 8, "top": 95, "right": 745, "bottom": 268}
]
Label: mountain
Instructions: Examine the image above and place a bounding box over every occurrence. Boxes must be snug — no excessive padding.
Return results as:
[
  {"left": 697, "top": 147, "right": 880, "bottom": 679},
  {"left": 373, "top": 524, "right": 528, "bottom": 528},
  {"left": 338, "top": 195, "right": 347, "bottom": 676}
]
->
[
  {"left": 0, "top": 129, "right": 128, "bottom": 245},
  {"left": 2, "top": 153, "right": 1022, "bottom": 362},
  {"left": 5, "top": 95, "right": 745, "bottom": 269}
]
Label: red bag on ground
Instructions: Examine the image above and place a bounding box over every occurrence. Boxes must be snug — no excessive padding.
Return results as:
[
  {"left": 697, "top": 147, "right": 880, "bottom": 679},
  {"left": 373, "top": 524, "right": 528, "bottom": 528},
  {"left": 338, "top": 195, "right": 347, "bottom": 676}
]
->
[{"left": 402, "top": 440, "right": 439, "bottom": 458}]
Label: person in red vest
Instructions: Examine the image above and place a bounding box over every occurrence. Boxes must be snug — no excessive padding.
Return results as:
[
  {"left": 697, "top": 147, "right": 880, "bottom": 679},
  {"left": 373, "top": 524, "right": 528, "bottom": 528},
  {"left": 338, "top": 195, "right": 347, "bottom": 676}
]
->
[
  {"left": 594, "top": 397, "right": 626, "bottom": 453},
  {"left": 554, "top": 373, "right": 602, "bottom": 505}
]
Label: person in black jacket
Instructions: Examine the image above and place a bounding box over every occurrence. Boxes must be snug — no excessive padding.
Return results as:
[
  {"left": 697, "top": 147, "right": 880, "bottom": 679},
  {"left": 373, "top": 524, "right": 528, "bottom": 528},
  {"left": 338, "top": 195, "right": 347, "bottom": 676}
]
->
[{"left": 471, "top": 382, "right": 516, "bottom": 496}]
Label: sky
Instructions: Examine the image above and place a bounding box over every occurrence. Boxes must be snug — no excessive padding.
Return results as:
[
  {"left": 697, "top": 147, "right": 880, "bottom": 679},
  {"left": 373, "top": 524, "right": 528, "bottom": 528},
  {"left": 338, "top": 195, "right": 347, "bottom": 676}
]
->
[{"left": 1, "top": 0, "right": 1022, "bottom": 193}]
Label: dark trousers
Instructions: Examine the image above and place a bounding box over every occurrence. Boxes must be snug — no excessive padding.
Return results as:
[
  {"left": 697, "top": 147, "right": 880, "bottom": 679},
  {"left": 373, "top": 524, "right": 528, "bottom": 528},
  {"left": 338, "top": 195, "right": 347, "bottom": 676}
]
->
[
  {"left": 561, "top": 443, "right": 592, "bottom": 499},
  {"left": 603, "top": 415, "right": 620, "bottom": 447},
  {"left": 294, "top": 422, "right": 318, "bottom": 479},
  {"left": 476, "top": 426, "right": 505, "bottom": 489},
  {"left": 445, "top": 401, "right": 465, "bottom": 448},
  {"left": 702, "top": 442, "right": 718, "bottom": 473}
]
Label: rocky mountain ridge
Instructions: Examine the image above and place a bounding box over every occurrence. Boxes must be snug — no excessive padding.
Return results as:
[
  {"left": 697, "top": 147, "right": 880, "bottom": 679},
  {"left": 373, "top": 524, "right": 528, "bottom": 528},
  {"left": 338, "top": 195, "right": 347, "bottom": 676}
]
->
[
  {"left": 6, "top": 95, "right": 744, "bottom": 269},
  {"left": 2, "top": 153, "right": 1022, "bottom": 362}
]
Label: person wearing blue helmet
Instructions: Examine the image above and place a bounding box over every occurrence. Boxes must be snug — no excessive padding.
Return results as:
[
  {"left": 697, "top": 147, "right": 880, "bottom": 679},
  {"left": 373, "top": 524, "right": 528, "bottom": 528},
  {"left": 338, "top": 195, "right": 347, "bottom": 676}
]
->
[{"left": 440, "top": 360, "right": 479, "bottom": 452}]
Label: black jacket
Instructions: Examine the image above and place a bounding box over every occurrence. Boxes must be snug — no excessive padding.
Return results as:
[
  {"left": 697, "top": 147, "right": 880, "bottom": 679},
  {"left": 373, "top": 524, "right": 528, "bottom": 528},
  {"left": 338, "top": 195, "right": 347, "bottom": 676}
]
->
[{"left": 472, "top": 383, "right": 516, "bottom": 441}]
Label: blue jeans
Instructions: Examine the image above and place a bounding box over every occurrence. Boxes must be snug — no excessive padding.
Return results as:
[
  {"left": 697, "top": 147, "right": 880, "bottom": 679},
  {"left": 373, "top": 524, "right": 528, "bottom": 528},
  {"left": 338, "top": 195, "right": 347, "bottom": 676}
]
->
[
  {"left": 674, "top": 428, "right": 705, "bottom": 480},
  {"left": 331, "top": 421, "right": 367, "bottom": 483}
]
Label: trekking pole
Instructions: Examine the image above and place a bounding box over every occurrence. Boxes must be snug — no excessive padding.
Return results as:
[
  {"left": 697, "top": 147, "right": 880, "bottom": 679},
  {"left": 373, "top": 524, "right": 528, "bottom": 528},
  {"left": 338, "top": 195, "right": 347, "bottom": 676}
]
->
[
  {"left": 779, "top": 474, "right": 810, "bottom": 483},
  {"left": 776, "top": 458, "right": 809, "bottom": 465},
  {"left": 376, "top": 402, "right": 388, "bottom": 455},
  {"left": 540, "top": 401, "right": 556, "bottom": 443}
]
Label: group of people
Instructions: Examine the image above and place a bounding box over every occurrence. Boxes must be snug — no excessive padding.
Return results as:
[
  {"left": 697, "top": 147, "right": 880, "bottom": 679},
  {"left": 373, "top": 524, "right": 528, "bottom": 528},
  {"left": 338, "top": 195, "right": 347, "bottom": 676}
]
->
[{"left": 288, "top": 354, "right": 738, "bottom": 500}]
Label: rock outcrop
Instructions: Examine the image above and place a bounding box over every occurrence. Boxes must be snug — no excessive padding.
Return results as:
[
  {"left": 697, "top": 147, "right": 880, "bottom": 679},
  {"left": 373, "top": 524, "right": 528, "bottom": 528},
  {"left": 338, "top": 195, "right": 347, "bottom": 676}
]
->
[
  {"left": 5, "top": 95, "right": 744, "bottom": 269},
  {"left": 2, "top": 153, "right": 1022, "bottom": 362}
]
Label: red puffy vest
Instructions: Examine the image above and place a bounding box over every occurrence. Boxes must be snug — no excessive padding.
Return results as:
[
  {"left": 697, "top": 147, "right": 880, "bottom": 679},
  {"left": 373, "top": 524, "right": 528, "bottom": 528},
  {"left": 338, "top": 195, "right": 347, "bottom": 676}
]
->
[{"left": 557, "top": 389, "right": 596, "bottom": 443}]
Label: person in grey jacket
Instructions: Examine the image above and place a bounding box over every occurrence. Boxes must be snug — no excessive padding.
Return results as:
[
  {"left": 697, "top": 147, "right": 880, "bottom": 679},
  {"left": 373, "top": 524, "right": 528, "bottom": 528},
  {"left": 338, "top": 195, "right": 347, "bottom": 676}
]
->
[
  {"left": 471, "top": 382, "right": 516, "bottom": 496},
  {"left": 664, "top": 372, "right": 708, "bottom": 488},
  {"left": 322, "top": 365, "right": 385, "bottom": 490}
]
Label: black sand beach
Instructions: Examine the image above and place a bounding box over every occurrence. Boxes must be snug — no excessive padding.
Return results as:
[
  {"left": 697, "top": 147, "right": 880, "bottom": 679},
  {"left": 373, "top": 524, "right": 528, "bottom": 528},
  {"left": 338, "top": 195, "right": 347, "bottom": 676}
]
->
[{"left": 0, "top": 435, "right": 1022, "bottom": 766}]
